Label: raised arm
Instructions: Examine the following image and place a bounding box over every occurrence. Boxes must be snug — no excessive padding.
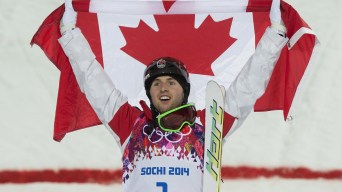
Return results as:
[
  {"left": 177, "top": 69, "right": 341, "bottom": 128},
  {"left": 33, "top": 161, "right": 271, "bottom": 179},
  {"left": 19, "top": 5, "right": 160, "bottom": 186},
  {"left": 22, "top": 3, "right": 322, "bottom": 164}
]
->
[
  {"left": 58, "top": 0, "right": 128, "bottom": 124},
  {"left": 224, "top": 0, "right": 288, "bottom": 136}
]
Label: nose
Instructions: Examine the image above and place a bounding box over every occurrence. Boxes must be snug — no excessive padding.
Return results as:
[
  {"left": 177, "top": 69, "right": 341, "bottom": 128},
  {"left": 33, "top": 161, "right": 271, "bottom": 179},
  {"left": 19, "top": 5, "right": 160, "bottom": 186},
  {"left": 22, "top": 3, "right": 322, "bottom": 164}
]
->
[{"left": 160, "top": 83, "right": 169, "bottom": 92}]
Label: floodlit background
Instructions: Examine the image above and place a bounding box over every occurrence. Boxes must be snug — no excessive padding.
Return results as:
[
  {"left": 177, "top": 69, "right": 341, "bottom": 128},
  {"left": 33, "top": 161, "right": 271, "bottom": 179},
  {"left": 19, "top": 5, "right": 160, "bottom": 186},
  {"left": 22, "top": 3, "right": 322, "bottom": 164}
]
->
[{"left": 1, "top": 0, "right": 341, "bottom": 191}]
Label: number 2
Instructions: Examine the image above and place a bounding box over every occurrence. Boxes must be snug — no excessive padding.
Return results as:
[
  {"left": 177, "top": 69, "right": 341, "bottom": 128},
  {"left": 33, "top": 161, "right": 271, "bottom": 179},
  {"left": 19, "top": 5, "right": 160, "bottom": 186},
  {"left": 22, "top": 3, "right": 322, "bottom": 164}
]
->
[{"left": 156, "top": 182, "right": 168, "bottom": 192}]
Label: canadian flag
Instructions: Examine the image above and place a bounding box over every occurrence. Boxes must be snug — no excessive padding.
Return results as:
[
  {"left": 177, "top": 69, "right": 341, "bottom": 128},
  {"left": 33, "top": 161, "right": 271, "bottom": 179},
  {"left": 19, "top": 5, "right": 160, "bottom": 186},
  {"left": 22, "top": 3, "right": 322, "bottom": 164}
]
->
[{"left": 31, "top": 0, "right": 319, "bottom": 141}]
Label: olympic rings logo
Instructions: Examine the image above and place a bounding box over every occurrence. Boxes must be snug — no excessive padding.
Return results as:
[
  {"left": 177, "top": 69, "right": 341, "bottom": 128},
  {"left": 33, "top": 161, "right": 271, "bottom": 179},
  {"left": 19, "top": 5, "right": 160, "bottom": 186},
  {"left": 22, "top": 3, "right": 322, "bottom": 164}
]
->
[{"left": 143, "top": 125, "right": 192, "bottom": 144}]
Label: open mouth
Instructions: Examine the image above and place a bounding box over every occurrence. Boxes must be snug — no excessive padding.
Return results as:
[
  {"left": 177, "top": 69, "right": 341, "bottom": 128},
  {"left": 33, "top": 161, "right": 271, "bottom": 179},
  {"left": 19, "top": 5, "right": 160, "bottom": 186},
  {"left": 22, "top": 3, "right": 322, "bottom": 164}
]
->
[{"left": 160, "top": 96, "right": 171, "bottom": 101}]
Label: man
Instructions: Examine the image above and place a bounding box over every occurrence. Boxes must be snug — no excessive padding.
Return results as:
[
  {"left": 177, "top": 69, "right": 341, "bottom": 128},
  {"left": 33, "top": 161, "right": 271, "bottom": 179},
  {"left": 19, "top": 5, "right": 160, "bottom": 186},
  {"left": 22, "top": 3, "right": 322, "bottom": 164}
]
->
[{"left": 58, "top": 0, "right": 288, "bottom": 191}]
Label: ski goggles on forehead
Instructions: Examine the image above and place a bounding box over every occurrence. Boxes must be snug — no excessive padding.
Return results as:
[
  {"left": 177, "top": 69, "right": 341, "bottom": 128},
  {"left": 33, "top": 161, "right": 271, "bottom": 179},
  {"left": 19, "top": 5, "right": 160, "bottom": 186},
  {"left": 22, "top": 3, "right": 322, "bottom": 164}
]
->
[{"left": 157, "top": 103, "right": 197, "bottom": 133}]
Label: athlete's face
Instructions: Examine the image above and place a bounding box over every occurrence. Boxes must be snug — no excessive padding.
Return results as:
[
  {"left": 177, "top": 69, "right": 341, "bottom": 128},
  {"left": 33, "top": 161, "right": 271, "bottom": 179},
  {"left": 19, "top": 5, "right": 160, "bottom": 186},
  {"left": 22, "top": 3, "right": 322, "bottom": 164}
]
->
[{"left": 149, "top": 76, "right": 184, "bottom": 113}]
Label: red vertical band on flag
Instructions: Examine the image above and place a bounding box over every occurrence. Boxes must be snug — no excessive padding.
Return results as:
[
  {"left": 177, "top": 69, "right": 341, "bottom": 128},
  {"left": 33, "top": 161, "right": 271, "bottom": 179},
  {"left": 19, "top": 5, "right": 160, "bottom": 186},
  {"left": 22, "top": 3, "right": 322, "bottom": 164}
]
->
[
  {"left": 246, "top": 1, "right": 317, "bottom": 120},
  {"left": 53, "top": 11, "right": 104, "bottom": 141},
  {"left": 31, "top": 5, "right": 103, "bottom": 141}
]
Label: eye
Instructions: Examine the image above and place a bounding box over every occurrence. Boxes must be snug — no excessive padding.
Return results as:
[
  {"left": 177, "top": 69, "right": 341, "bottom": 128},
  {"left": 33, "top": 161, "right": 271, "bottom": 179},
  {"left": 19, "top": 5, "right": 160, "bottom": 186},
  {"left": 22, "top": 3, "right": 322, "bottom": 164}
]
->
[
  {"left": 151, "top": 81, "right": 160, "bottom": 87},
  {"left": 169, "top": 81, "right": 176, "bottom": 85},
  {"left": 152, "top": 81, "right": 160, "bottom": 87}
]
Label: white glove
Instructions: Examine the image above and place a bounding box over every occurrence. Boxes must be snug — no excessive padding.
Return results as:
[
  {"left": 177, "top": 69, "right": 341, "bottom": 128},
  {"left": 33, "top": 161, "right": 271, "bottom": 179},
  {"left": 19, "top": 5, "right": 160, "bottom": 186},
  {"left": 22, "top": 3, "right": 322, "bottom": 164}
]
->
[
  {"left": 60, "top": 0, "right": 77, "bottom": 35},
  {"left": 270, "top": 0, "right": 287, "bottom": 36}
]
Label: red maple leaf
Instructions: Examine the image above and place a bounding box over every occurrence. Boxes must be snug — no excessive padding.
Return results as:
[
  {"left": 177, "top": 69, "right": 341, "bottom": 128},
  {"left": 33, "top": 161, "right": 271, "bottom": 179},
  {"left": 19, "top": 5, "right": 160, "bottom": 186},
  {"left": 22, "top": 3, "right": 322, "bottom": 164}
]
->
[{"left": 120, "top": 14, "right": 236, "bottom": 76}]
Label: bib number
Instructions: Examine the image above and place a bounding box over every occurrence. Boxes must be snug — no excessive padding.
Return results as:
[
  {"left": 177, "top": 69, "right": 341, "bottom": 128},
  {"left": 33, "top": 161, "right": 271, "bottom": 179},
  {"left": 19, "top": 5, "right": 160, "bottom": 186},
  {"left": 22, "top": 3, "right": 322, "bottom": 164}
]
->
[{"left": 156, "top": 182, "right": 168, "bottom": 192}]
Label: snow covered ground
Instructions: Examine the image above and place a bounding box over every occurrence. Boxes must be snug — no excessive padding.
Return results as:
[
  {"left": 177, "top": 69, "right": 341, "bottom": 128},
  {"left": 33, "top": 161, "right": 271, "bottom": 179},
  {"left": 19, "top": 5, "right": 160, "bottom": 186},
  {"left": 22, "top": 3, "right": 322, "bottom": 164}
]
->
[{"left": 1, "top": 0, "right": 341, "bottom": 191}]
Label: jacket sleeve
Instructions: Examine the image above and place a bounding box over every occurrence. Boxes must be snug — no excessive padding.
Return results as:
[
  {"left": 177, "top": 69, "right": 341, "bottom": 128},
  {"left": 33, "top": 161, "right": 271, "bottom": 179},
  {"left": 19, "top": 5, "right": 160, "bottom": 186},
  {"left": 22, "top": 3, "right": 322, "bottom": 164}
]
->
[
  {"left": 58, "top": 28, "right": 128, "bottom": 124},
  {"left": 224, "top": 27, "right": 288, "bottom": 136}
]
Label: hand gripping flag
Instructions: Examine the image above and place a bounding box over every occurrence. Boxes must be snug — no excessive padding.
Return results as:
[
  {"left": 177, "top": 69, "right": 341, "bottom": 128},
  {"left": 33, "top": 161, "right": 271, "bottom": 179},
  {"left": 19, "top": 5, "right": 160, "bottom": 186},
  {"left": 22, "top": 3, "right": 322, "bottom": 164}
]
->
[{"left": 31, "top": 0, "right": 319, "bottom": 141}]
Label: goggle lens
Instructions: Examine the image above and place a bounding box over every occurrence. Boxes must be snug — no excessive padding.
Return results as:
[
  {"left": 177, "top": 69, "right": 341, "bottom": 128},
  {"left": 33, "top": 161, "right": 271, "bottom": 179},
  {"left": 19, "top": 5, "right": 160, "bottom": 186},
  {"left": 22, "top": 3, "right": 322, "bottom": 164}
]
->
[{"left": 157, "top": 104, "right": 196, "bottom": 132}]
